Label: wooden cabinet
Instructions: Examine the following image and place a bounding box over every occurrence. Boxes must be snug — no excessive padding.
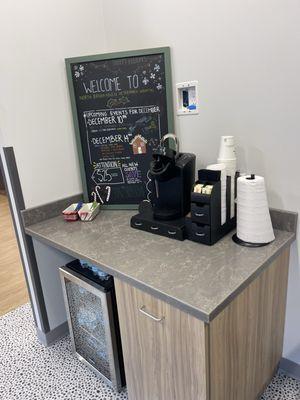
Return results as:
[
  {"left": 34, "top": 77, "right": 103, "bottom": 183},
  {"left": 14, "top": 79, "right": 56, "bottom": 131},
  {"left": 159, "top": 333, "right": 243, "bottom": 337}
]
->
[
  {"left": 208, "top": 248, "right": 290, "bottom": 400},
  {"left": 115, "top": 279, "right": 208, "bottom": 400},
  {"left": 115, "top": 248, "right": 290, "bottom": 400}
]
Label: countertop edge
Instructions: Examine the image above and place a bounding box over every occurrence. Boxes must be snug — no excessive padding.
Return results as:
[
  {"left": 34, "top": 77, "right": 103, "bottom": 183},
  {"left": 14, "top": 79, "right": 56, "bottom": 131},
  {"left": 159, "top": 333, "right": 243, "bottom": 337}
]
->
[
  {"left": 208, "top": 232, "right": 296, "bottom": 321},
  {"left": 25, "top": 225, "right": 295, "bottom": 323}
]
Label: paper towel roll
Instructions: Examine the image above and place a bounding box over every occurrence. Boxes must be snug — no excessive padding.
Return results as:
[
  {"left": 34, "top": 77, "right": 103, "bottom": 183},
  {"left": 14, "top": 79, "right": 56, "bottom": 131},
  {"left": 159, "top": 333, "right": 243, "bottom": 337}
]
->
[
  {"left": 207, "top": 163, "right": 226, "bottom": 225},
  {"left": 237, "top": 175, "right": 275, "bottom": 244},
  {"left": 217, "top": 136, "right": 237, "bottom": 219}
]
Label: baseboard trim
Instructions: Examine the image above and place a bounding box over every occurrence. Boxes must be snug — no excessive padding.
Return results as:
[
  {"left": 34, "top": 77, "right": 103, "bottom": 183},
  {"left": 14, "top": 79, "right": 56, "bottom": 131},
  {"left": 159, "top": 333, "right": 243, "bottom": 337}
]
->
[
  {"left": 37, "top": 321, "right": 69, "bottom": 347},
  {"left": 280, "top": 357, "right": 300, "bottom": 380}
]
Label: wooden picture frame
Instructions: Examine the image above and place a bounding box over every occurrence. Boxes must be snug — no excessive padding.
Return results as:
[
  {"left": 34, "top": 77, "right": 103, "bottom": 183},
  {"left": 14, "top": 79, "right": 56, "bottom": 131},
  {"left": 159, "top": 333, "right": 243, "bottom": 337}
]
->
[{"left": 65, "top": 47, "right": 174, "bottom": 209}]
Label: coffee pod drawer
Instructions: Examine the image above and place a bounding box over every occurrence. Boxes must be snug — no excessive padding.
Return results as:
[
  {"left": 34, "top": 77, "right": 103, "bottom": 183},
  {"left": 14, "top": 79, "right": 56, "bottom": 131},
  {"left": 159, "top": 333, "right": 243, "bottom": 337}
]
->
[
  {"left": 191, "top": 204, "right": 210, "bottom": 225},
  {"left": 131, "top": 216, "right": 186, "bottom": 241},
  {"left": 185, "top": 220, "right": 211, "bottom": 245}
]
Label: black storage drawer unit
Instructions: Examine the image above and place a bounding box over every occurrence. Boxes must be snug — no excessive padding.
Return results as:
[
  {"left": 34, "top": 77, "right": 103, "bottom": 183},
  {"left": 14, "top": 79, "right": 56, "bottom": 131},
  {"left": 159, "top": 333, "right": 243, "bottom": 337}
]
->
[
  {"left": 185, "top": 219, "right": 211, "bottom": 245},
  {"left": 131, "top": 214, "right": 186, "bottom": 241},
  {"left": 190, "top": 203, "right": 210, "bottom": 225},
  {"left": 186, "top": 170, "right": 236, "bottom": 245}
]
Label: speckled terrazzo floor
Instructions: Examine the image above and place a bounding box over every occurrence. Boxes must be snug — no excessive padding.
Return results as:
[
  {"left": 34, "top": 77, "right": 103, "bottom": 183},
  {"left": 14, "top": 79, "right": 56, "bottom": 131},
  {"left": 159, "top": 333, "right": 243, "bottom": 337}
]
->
[
  {"left": 0, "top": 304, "right": 299, "bottom": 400},
  {"left": 261, "top": 373, "right": 300, "bottom": 400},
  {"left": 0, "top": 304, "right": 127, "bottom": 400}
]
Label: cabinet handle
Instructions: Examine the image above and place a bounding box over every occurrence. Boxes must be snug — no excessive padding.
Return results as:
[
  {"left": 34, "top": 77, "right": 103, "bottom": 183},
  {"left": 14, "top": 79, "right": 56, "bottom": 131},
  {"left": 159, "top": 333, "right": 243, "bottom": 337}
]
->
[
  {"left": 168, "top": 230, "right": 177, "bottom": 235},
  {"left": 150, "top": 226, "right": 159, "bottom": 231},
  {"left": 195, "top": 213, "right": 204, "bottom": 217},
  {"left": 134, "top": 222, "right": 143, "bottom": 226},
  {"left": 196, "top": 232, "right": 205, "bottom": 237},
  {"left": 139, "top": 305, "right": 164, "bottom": 322}
]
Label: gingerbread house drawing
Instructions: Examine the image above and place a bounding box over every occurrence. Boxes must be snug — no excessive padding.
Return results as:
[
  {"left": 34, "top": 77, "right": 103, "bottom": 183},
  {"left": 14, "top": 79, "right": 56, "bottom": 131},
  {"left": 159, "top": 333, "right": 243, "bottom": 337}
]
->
[{"left": 130, "top": 134, "right": 147, "bottom": 155}]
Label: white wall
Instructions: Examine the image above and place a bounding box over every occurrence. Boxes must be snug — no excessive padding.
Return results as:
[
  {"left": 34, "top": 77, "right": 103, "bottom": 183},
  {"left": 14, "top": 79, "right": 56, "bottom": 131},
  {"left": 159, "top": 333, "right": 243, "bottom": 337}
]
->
[
  {"left": 1, "top": 0, "right": 299, "bottom": 365},
  {"left": 102, "top": 0, "right": 300, "bottom": 363},
  {"left": 0, "top": 0, "right": 107, "bottom": 207}
]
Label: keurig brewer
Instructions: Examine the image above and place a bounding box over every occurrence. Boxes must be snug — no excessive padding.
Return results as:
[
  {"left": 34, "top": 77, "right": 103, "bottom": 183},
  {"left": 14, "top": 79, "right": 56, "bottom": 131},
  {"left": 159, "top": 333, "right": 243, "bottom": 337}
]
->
[
  {"left": 149, "top": 134, "right": 194, "bottom": 220},
  {"left": 131, "top": 134, "right": 195, "bottom": 240}
]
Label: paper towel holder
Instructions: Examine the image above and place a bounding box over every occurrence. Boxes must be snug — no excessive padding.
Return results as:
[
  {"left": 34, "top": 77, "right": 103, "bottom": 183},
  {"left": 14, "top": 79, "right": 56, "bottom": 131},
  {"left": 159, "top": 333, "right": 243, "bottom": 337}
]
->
[
  {"left": 232, "top": 172, "right": 274, "bottom": 247},
  {"left": 232, "top": 233, "right": 271, "bottom": 247}
]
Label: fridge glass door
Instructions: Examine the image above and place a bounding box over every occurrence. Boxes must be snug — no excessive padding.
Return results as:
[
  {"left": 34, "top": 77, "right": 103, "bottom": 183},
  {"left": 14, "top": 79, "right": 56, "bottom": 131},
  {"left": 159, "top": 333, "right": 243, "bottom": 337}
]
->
[{"left": 65, "top": 279, "right": 111, "bottom": 380}]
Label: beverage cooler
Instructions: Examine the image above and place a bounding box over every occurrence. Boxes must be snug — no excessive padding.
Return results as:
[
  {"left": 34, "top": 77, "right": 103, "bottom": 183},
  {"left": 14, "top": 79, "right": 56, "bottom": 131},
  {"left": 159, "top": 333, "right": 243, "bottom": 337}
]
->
[{"left": 59, "top": 260, "right": 125, "bottom": 391}]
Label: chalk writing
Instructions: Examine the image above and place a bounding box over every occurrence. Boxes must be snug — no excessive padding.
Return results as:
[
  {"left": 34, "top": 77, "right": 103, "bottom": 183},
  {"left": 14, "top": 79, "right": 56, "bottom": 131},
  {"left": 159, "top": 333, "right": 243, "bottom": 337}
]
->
[{"left": 70, "top": 51, "right": 170, "bottom": 205}]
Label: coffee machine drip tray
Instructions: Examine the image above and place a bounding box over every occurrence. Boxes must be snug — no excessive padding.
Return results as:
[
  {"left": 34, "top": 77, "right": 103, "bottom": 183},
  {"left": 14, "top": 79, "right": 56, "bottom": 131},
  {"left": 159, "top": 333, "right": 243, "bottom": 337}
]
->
[{"left": 131, "top": 203, "right": 186, "bottom": 241}]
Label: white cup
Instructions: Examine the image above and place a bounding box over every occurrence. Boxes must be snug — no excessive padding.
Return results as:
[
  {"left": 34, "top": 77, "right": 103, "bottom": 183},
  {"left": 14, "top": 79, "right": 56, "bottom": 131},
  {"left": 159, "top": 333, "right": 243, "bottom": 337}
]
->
[
  {"left": 218, "top": 158, "right": 236, "bottom": 167},
  {"left": 218, "top": 136, "right": 236, "bottom": 160}
]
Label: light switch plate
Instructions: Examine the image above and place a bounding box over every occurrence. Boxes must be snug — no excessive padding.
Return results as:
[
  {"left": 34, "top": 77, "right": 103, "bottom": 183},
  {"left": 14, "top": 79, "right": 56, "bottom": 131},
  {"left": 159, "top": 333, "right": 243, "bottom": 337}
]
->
[{"left": 176, "top": 81, "right": 199, "bottom": 115}]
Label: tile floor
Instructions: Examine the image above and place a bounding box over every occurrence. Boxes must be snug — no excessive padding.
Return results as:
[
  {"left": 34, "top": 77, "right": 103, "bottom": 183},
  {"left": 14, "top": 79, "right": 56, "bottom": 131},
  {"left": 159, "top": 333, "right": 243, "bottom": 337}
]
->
[
  {"left": 0, "top": 304, "right": 299, "bottom": 400},
  {"left": 261, "top": 373, "right": 300, "bottom": 399}
]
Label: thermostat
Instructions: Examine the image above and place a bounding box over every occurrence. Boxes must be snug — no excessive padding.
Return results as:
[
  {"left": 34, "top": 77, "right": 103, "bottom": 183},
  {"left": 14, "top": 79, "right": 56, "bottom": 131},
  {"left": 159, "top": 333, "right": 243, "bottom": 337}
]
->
[{"left": 176, "top": 81, "right": 199, "bottom": 115}]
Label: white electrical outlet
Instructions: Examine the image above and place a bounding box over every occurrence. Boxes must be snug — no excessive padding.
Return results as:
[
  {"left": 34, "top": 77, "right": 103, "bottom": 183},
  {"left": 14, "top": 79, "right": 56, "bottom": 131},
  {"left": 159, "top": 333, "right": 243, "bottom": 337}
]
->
[{"left": 176, "top": 81, "right": 199, "bottom": 115}]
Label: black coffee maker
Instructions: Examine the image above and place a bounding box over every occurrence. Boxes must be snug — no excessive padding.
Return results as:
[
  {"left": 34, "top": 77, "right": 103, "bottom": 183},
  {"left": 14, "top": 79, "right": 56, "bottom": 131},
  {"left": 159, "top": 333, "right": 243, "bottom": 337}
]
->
[
  {"left": 131, "top": 134, "right": 195, "bottom": 240},
  {"left": 149, "top": 134, "right": 195, "bottom": 220}
]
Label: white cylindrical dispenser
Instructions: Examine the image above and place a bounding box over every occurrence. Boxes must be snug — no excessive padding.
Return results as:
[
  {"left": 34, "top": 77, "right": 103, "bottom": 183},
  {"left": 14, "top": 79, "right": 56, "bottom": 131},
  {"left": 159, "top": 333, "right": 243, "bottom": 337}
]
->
[
  {"left": 217, "top": 136, "right": 237, "bottom": 219},
  {"left": 207, "top": 163, "right": 227, "bottom": 225},
  {"left": 233, "top": 174, "right": 275, "bottom": 246}
]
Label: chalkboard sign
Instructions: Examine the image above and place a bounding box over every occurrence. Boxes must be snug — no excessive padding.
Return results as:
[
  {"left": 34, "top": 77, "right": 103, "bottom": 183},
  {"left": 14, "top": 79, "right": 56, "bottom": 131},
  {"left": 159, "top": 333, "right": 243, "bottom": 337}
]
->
[{"left": 66, "top": 47, "right": 174, "bottom": 209}]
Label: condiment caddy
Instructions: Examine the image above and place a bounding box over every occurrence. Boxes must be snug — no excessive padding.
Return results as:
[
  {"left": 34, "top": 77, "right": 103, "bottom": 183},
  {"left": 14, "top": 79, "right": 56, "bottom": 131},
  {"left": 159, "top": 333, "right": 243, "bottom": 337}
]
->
[
  {"left": 62, "top": 202, "right": 83, "bottom": 221},
  {"left": 78, "top": 202, "right": 100, "bottom": 221},
  {"left": 185, "top": 169, "right": 237, "bottom": 245}
]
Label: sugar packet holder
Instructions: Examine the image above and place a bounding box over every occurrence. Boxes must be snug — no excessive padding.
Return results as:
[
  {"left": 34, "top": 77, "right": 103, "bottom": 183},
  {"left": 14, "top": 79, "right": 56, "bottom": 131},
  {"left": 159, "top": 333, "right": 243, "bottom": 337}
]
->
[
  {"left": 78, "top": 202, "right": 100, "bottom": 222},
  {"left": 62, "top": 202, "right": 83, "bottom": 221}
]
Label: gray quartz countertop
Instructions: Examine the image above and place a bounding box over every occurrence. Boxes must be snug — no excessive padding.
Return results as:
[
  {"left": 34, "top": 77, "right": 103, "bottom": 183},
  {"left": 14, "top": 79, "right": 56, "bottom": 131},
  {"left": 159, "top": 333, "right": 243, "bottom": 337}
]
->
[{"left": 25, "top": 210, "right": 295, "bottom": 322}]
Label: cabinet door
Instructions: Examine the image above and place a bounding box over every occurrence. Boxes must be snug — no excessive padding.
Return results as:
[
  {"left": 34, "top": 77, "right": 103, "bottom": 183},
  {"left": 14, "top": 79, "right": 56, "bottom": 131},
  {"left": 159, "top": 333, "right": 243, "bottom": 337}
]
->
[{"left": 115, "top": 279, "right": 208, "bottom": 400}]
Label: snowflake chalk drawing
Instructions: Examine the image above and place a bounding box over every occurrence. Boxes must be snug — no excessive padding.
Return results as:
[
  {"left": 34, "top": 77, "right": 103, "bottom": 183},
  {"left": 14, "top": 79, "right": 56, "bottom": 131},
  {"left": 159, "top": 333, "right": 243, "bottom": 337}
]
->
[
  {"left": 142, "top": 77, "right": 149, "bottom": 86},
  {"left": 74, "top": 64, "right": 85, "bottom": 79},
  {"left": 154, "top": 64, "right": 160, "bottom": 72}
]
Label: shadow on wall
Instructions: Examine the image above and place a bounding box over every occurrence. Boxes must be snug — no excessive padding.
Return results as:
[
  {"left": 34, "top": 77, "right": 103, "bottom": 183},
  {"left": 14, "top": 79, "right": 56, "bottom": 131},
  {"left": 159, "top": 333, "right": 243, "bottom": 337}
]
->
[
  {"left": 236, "top": 145, "right": 246, "bottom": 174},
  {"left": 236, "top": 145, "right": 267, "bottom": 177},
  {"left": 236, "top": 144, "right": 285, "bottom": 209}
]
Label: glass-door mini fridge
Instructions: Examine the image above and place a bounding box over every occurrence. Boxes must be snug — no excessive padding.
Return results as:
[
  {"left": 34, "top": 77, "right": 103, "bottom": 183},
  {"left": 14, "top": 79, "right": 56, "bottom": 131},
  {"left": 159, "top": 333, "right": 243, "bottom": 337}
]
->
[{"left": 59, "top": 260, "right": 125, "bottom": 391}]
